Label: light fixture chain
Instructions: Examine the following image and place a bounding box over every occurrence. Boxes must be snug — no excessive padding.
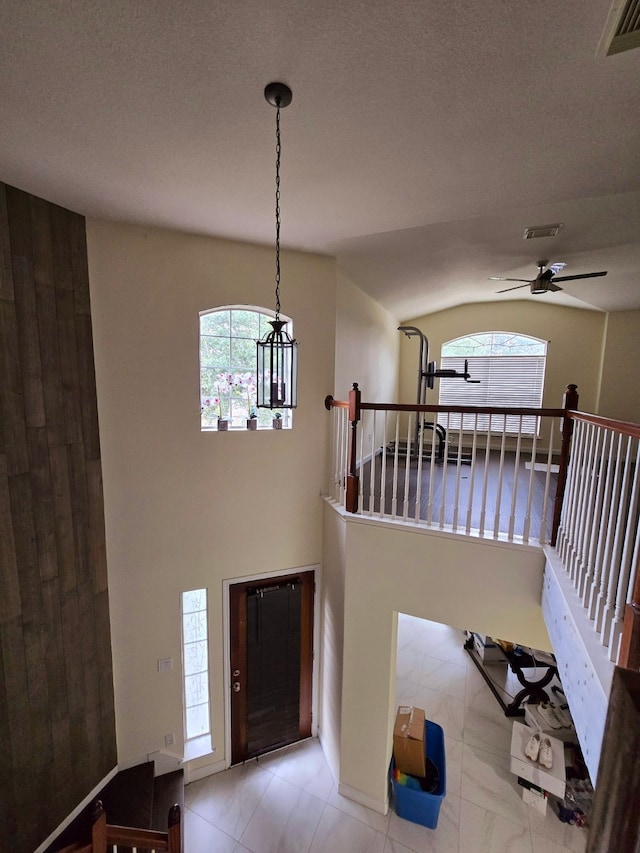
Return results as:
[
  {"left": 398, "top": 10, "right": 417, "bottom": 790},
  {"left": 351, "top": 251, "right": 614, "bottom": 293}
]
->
[{"left": 274, "top": 102, "right": 282, "bottom": 321}]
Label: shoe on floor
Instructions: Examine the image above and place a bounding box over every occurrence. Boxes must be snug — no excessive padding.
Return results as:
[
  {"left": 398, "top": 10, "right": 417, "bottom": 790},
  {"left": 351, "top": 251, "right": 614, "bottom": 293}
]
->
[
  {"left": 537, "top": 702, "right": 563, "bottom": 729},
  {"left": 553, "top": 704, "right": 573, "bottom": 728},
  {"left": 524, "top": 732, "right": 541, "bottom": 761},
  {"left": 538, "top": 737, "right": 553, "bottom": 769}
]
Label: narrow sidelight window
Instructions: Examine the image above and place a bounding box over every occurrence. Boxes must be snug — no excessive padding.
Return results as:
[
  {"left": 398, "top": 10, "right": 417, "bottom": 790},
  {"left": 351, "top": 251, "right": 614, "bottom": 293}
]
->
[{"left": 181, "top": 588, "right": 211, "bottom": 741}]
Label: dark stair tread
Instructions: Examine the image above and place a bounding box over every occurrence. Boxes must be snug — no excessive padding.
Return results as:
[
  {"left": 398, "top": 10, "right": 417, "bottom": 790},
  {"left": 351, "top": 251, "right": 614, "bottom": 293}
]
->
[
  {"left": 151, "top": 769, "right": 185, "bottom": 831},
  {"left": 100, "top": 761, "right": 155, "bottom": 829}
]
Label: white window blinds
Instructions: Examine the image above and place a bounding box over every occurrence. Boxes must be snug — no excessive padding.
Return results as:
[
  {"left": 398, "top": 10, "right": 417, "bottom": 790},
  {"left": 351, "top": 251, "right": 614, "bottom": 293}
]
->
[{"left": 438, "top": 345, "right": 547, "bottom": 435}]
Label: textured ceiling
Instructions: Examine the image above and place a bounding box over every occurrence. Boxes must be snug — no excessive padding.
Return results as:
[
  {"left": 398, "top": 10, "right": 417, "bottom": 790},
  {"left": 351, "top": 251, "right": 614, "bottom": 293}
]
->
[{"left": 1, "top": 0, "right": 639, "bottom": 318}]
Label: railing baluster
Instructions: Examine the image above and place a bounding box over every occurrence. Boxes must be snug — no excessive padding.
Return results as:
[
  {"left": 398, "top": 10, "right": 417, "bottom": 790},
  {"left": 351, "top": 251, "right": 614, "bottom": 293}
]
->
[
  {"left": 366, "top": 410, "right": 376, "bottom": 515},
  {"left": 568, "top": 420, "right": 589, "bottom": 581},
  {"left": 584, "top": 427, "right": 610, "bottom": 612},
  {"left": 452, "top": 420, "right": 464, "bottom": 533},
  {"left": 465, "top": 413, "right": 479, "bottom": 535},
  {"left": 508, "top": 415, "right": 523, "bottom": 541},
  {"left": 573, "top": 423, "right": 596, "bottom": 594},
  {"left": 538, "top": 422, "right": 554, "bottom": 544},
  {"left": 601, "top": 435, "right": 634, "bottom": 646},
  {"left": 594, "top": 432, "right": 623, "bottom": 634},
  {"left": 493, "top": 414, "right": 507, "bottom": 538},
  {"left": 402, "top": 413, "right": 413, "bottom": 521},
  {"left": 414, "top": 413, "right": 426, "bottom": 524},
  {"left": 379, "top": 412, "right": 388, "bottom": 518},
  {"left": 524, "top": 421, "right": 539, "bottom": 543},
  {"left": 358, "top": 411, "right": 366, "bottom": 512},
  {"left": 426, "top": 414, "right": 437, "bottom": 525},
  {"left": 609, "top": 435, "right": 640, "bottom": 660},
  {"left": 439, "top": 411, "right": 451, "bottom": 528},
  {"left": 558, "top": 419, "right": 583, "bottom": 565},
  {"left": 479, "top": 422, "right": 492, "bottom": 537},
  {"left": 391, "top": 414, "right": 400, "bottom": 519}
]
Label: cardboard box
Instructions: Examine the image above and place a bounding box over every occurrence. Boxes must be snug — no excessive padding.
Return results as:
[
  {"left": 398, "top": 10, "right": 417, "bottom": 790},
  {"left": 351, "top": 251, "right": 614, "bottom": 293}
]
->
[
  {"left": 390, "top": 719, "right": 446, "bottom": 828},
  {"left": 472, "top": 633, "right": 505, "bottom": 662},
  {"left": 522, "top": 785, "right": 548, "bottom": 815},
  {"left": 393, "top": 706, "right": 426, "bottom": 778}
]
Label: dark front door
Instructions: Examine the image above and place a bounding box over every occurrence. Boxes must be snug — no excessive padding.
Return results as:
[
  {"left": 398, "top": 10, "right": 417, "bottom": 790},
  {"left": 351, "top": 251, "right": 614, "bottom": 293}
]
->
[{"left": 230, "top": 571, "right": 314, "bottom": 764}]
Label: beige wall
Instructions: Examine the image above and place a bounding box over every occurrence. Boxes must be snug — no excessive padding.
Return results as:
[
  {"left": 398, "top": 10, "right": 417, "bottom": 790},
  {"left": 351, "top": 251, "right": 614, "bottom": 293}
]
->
[
  {"left": 335, "top": 512, "right": 549, "bottom": 812},
  {"left": 400, "top": 301, "right": 607, "bottom": 417},
  {"left": 598, "top": 309, "right": 640, "bottom": 422},
  {"left": 335, "top": 272, "right": 399, "bottom": 402},
  {"left": 86, "top": 220, "right": 336, "bottom": 766},
  {"left": 319, "top": 274, "right": 398, "bottom": 779}
]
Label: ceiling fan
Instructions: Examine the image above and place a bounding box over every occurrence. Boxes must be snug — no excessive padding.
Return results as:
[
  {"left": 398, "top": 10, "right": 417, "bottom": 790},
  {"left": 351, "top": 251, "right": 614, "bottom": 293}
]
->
[{"left": 490, "top": 260, "right": 608, "bottom": 294}]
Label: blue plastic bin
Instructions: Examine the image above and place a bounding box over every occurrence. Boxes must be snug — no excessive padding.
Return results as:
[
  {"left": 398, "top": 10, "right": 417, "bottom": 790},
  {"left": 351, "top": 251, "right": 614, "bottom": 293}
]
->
[{"left": 389, "top": 720, "right": 446, "bottom": 828}]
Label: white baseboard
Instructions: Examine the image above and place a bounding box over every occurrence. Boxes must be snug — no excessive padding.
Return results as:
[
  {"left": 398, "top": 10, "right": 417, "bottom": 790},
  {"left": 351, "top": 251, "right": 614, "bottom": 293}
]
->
[
  {"left": 337, "top": 781, "right": 388, "bottom": 815},
  {"left": 184, "top": 757, "right": 227, "bottom": 784}
]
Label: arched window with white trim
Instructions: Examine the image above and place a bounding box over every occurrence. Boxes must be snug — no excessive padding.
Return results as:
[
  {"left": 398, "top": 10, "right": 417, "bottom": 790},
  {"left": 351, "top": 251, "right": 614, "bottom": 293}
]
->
[
  {"left": 438, "top": 332, "right": 547, "bottom": 434},
  {"left": 199, "top": 306, "right": 293, "bottom": 430}
]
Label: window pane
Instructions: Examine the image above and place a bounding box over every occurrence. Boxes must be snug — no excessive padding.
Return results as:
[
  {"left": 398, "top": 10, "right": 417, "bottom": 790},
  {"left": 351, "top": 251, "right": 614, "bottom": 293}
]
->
[
  {"left": 185, "top": 671, "right": 209, "bottom": 706},
  {"left": 442, "top": 332, "right": 546, "bottom": 357},
  {"left": 186, "top": 703, "right": 210, "bottom": 738},
  {"left": 183, "top": 589, "right": 207, "bottom": 613},
  {"left": 184, "top": 640, "right": 208, "bottom": 676},
  {"left": 231, "top": 309, "right": 260, "bottom": 339},
  {"left": 438, "top": 333, "right": 546, "bottom": 435},
  {"left": 231, "top": 338, "right": 257, "bottom": 371},
  {"left": 201, "top": 311, "right": 230, "bottom": 336},
  {"left": 183, "top": 610, "right": 208, "bottom": 643},
  {"left": 200, "top": 306, "right": 293, "bottom": 430},
  {"left": 201, "top": 335, "right": 230, "bottom": 367}
]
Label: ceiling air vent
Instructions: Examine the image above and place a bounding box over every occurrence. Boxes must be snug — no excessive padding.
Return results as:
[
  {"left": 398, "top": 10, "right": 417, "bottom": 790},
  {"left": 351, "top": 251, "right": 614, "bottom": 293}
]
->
[
  {"left": 598, "top": 0, "right": 640, "bottom": 56},
  {"left": 523, "top": 224, "right": 563, "bottom": 240}
]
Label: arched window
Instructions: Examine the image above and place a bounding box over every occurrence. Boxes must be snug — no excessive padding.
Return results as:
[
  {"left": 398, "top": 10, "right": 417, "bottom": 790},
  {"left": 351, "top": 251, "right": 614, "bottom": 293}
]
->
[
  {"left": 200, "top": 306, "right": 293, "bottom": 430},
  {"left": 438, "top": 332, "right": 547, "bottom": 434}
]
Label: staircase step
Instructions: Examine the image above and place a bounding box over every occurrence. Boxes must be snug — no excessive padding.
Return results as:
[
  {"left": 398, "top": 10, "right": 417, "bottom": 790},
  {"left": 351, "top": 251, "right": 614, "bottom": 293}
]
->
[
  {"left": 100, "top": 761, "right": 155, "bottom": 829},
  {"left": 152, "top": 769, "right": 184, "bottom": 831}
]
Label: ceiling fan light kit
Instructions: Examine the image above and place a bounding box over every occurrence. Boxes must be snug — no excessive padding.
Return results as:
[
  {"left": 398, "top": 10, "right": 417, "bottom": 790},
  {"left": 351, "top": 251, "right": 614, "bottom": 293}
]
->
[{"left": 490, "top": 259, "right": 608, "bottom": 296}]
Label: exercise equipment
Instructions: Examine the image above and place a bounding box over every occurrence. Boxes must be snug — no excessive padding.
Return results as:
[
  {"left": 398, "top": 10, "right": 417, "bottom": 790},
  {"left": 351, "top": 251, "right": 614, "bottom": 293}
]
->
[{"left": 389, "top": 326, "right": 479, "bottom": 462}]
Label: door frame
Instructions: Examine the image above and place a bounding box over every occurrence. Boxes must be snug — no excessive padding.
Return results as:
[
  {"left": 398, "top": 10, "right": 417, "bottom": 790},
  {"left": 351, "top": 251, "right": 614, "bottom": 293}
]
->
[{"left": 222, "top": 564, "right": 320, "bottom": 768}]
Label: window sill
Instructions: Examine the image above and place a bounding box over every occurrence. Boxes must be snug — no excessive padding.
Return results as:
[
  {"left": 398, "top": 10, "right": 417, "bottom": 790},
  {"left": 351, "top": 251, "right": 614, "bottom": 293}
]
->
[
  {"left": 184, "top": 733, "right": 213, "bottom": 761},
  {"left": 202, "top": 424, "right": 291, "bottom": 432}
]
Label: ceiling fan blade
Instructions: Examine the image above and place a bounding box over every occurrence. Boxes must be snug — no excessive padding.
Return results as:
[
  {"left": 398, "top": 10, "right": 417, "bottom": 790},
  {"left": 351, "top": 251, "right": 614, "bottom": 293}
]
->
[
  {"left": 496, "top": 283, "right": 531, "bottom": 293},
  {"left": 489, "top": 276, "right": 531, "bottom": 282},
  {"left": 547, "top": 282, "right": 563, "bottom": 292},
  {"left": 551, "top": 271, "right": 608, "bottom": 283}
]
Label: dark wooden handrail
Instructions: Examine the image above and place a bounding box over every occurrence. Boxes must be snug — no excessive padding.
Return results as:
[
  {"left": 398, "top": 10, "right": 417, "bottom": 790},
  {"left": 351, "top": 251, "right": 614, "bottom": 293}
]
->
[
  {"left": 76, "top": 800, "right": 182, "bottom": 852},
  {"left": 568, "top": 410, "right": 640, "bottom": 440},
  {"left": 326, "top": 382, "right": 579, "bottom": 518},
  {"left": 327, "top": 396, "right": 566, "bottom": 418}
]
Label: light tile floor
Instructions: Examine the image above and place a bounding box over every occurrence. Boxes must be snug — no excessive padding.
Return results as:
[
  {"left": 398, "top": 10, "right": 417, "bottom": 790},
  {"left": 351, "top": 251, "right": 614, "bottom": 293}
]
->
[{"left": 184, "top": 614, "right": 588, "bottom": 852}]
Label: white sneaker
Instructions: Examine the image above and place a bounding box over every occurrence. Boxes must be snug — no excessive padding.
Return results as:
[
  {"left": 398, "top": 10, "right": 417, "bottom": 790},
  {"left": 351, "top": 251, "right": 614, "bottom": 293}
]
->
[
  {"left": 538, "top": 737, "right": 553, "bottom": 769},
  {"left": 553, "top": 704, "right": 573, "bottom": 728},
  {"left": 524, "top": 732, "right": 541, "bottom": 761},
  {"left": 537, "top": 702, "right": 563, "bottom": 729}
]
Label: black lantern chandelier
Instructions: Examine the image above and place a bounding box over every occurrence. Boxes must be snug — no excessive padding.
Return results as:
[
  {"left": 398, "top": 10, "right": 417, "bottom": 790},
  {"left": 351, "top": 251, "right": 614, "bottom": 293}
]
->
[{"left": 256, "top": 82, "right": 298, "bottom": 410}]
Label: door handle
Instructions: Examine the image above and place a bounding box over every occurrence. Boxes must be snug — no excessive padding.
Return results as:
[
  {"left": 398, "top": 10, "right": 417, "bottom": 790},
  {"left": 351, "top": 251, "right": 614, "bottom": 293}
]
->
[{"left": 233, "top": 681, "right": 241, "bottom": 693}]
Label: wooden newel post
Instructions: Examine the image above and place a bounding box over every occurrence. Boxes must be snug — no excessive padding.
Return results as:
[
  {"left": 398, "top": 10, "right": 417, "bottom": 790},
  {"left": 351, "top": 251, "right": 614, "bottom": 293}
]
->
[
  {"left": 346, "top": 383, "right": 361, "bottom": 513},
  {"left": 551, "top": 384, "right": 579, "bottom": 546},
  {"left": 618, "top": 560, "right": 640, "bottom": 670}
]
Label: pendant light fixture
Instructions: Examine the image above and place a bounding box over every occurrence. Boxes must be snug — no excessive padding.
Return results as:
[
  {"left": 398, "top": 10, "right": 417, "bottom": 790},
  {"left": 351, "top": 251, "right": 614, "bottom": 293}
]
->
[{"left": 257, "top": 82, "right": 298, "bottom": 410}]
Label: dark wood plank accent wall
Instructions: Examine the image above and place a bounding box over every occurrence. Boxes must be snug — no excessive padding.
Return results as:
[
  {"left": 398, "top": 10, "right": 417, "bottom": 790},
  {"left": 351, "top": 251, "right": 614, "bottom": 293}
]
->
[{"left": 0, "top": 183, "right": 117, "bottom": 853}]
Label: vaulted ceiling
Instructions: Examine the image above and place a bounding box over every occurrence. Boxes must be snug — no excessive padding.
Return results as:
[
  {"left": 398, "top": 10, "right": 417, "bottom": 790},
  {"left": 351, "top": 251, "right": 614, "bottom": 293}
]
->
[{"left": 1, "top": 0, "right": 639, "bottom": 318}]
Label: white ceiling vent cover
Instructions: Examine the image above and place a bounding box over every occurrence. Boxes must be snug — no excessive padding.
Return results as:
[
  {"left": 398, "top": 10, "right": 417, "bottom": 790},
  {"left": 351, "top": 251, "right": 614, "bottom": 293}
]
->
[
  {"left": 598, "top": 0, "right": 640, "bottom": 56},
  {"left": 523, "top": 224, "right": 563, "bottom": 240}
]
